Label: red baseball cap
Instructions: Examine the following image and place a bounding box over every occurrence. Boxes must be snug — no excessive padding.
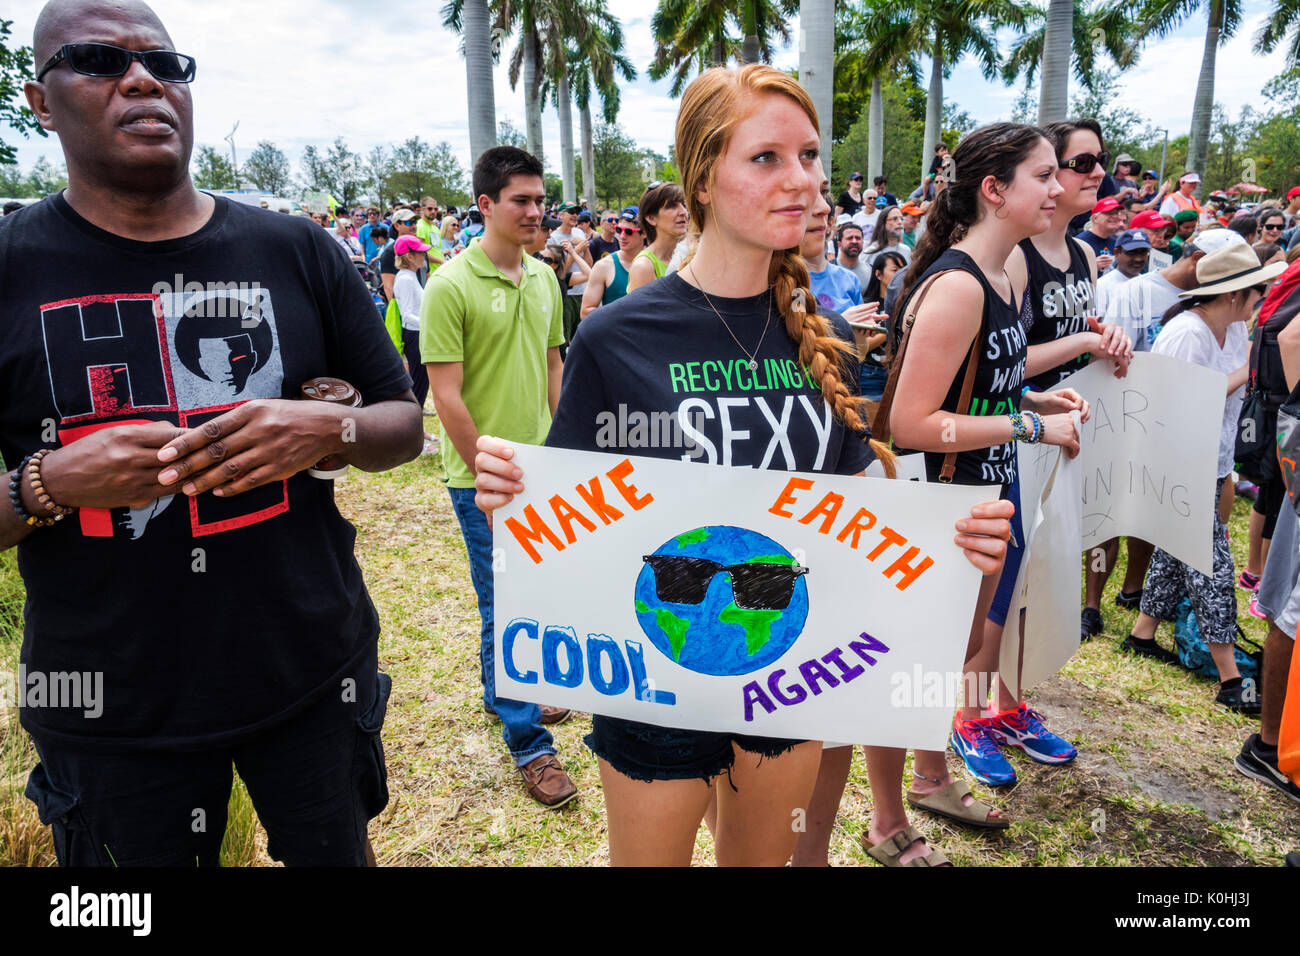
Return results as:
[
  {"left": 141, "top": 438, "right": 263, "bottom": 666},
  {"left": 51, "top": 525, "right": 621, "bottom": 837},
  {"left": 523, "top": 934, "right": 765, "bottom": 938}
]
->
[
  {"left": 1130, "top": 210, "right": 1172, "bottom": 230},
  {"left": 1092, "top": 197, "right": 1123, "bottom": 215},
  {"left": 1288, "top": 186, "right": 1300, "bottom": 200}
]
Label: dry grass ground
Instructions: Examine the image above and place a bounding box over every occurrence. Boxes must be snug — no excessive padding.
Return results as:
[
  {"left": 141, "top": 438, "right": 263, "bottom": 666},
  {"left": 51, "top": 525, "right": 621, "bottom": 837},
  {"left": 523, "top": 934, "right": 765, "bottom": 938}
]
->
[{"left": 0, "top": 456, "right": 1294, "bottom": 866}]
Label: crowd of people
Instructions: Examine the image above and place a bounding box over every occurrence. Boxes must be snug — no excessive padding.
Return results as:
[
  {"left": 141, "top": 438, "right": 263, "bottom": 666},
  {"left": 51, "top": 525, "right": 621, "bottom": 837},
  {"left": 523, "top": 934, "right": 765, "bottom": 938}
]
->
[{"left": 2, "top": 0, "right": 1297, "bottom": 870}]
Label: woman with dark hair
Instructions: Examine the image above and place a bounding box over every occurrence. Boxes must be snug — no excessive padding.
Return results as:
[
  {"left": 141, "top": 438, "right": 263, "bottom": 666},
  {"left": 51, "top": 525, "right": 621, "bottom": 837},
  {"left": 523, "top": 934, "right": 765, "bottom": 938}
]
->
[
  {"left": 1129, "top": 245, "right": 1284, "bottom": 710},
  {"left": 852, "top": 250, "right": 906, "bottom": 415},
  {"left": 863, "top": 204, "right": 911, "bottom": 267},
  {"left": 627, "top": 181, "right": 689, "bottom": 293},
  {"left": 1011, "top": 118, "right": 1135, "bottom": 679},
  {"left": 790, "top": 123, "right": 1088, "bottom": 867}
]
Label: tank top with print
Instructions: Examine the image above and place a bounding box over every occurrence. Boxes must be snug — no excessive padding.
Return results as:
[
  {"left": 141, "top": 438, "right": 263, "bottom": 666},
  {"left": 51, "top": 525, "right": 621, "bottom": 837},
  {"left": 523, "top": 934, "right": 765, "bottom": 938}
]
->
[
  {"left": 1021, "top": 235, "right": 1096, "bottom": 390},
  {"left": 896, "top": 248, "right": 1025, "bottom": 487}
]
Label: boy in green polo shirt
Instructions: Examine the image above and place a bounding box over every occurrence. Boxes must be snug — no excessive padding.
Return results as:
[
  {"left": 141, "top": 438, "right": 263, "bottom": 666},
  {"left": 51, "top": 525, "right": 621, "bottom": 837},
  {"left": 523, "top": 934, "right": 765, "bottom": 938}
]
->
[{"left": 421, "top": 147, "right": 576, "bottom": 809}]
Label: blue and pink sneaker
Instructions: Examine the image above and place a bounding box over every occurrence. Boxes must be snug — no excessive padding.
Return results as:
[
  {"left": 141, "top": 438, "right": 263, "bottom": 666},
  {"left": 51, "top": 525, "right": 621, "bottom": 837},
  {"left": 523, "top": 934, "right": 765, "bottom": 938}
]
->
[
  {"left": 949, "top": 717, "right": 1017, "bottom": 786},
  {"left": 985, "top": 704, "right": 1077, "bottom": 764}
]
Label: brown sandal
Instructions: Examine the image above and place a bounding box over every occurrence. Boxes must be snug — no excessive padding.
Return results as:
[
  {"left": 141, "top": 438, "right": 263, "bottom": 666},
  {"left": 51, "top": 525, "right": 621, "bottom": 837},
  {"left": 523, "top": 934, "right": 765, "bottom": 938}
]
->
[
  {"left": 863, "top": 826, "right": 952, "bottom": 867},
  {"left": 906, "top": 780, "right": 1009, "bottom": 830}
]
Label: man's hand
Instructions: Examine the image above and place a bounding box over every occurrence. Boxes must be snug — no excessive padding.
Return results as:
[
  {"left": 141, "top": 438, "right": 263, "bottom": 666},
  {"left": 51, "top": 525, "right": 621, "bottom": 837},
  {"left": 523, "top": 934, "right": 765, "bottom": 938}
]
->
[
  {"left": 155, "top": 399, "right": 349, "bottom": 498},
  {"left": 40, "top": 421, "right": 188, "bottom": 510}
]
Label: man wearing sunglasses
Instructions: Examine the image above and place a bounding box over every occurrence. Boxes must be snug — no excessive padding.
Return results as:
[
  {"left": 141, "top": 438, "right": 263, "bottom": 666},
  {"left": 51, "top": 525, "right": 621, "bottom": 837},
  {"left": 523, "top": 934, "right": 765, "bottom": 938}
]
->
[
  {"left": 588, "top": 211, "right": 620, "bottom": 262},
  {"left": 6, "top": 0, "right": 423, "bottom": 867}
]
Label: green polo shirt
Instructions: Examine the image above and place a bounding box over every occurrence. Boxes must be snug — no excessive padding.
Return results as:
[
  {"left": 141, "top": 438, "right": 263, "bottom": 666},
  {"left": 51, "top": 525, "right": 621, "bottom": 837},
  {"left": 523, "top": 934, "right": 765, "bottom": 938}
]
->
[{"left": 420, "top": 237, "right": 564, "bottom": 487}]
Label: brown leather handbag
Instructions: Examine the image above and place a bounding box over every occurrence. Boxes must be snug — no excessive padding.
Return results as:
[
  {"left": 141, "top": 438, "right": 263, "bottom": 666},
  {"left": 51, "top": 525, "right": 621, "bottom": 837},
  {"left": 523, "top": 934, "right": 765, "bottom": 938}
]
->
[{"left": 870, "top": 270, "right": 982, "bottom": 483}]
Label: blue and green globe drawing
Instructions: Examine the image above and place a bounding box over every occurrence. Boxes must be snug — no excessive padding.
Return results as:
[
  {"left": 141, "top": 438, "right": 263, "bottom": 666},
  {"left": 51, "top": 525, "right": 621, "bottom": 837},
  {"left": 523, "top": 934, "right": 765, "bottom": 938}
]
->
[{"left": 633, "top": 525, "right": 810, "bottom": 677}]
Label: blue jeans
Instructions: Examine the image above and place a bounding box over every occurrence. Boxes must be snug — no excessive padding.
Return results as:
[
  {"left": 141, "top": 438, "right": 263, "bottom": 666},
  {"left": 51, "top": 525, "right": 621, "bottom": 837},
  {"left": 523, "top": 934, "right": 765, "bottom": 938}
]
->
[{"left": 446, "top": 485, "right": 555, "bottom": 767}]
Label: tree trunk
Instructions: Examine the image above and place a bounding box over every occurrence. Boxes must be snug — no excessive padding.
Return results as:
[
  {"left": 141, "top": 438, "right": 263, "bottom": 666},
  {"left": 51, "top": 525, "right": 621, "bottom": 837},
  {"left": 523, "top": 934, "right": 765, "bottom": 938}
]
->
[
  {"left": 558, "top": 72, "right": 576, "bottom": 204},
  {"left": 921, "top": 42, "right": 943, "bottom": 186},
  {"left": 1037, "top": 0, "right": 1072, "bottom": 125},
  {"left": 581, "top": 101, "right": 596, "bottom": 207},
  {"left": 868, "top": 74, "right": 883, "bottom": 181},
  {"left": 711, "top": 31, "right": 724, "bottom": 67},
  {"left": 741, "top": 0, "right": 760, "bottom": 63},
  {"left": 798, "top": 0, "right": 834, "bottom": 181},
  {"left": 1187, "top": 0, "right": 1221, "bottom": 198},
  {"left": 464, "top": 0, "right": 497, "bottom": 168},
  {"left": 523, "top": 30, "right": 543, "bottom": 166}
]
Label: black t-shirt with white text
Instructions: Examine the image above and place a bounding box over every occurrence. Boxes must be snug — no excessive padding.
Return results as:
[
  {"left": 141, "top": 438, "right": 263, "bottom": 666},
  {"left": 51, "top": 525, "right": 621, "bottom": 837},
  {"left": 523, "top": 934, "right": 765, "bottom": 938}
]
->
[
  {"left": 546, "top": 274, "right": 873, "bottom": 478},
  {"left": 0, "top": 194, "right": 410, "bottom": 748},
  {"left": 1021, "top": 236, "right": 1097, "bottom": 391}
]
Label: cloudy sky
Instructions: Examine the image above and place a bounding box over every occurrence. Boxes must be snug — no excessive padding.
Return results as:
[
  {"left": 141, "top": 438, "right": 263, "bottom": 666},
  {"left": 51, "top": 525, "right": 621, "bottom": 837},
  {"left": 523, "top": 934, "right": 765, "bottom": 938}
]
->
[{"left": 3, "top": 0, "right": 1292, "bottom": 187}]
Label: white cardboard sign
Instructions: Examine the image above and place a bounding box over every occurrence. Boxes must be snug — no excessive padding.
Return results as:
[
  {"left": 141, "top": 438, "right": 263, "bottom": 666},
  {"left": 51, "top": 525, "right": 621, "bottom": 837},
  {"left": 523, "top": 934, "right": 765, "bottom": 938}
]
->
[{"left": 493, "top": 444, "right": 992, "bottom": 750}]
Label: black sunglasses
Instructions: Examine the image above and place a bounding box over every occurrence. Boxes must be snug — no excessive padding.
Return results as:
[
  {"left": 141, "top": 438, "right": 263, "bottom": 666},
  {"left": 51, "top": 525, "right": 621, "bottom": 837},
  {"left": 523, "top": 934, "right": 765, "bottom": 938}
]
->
[
  {"left": 1263, "top": 221, "right": 1283, "bottom": 230},
  {"left": 1059, "top": 150, "right": 1111, "bottom": 175},
  {"left": 641, "top": 555, "right": 809, "bottom": 611},
  {"left": 37, "top": 42, "right": 197, "bottom": 84}
]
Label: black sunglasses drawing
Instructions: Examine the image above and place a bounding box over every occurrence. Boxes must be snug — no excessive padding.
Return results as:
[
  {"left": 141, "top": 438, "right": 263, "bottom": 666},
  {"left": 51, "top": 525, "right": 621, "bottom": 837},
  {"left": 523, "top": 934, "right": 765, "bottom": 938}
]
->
[{"left": 641, "top": 555, "right": 809, "bottom": 611}]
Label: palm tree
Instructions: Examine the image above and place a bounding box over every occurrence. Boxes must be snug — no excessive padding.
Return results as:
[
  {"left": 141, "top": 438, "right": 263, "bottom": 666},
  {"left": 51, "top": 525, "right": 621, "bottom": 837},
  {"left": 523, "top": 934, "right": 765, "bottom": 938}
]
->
[
  {"left": 1001, "top": 0, "right": 1136, "bottom": 124},
  {"left": 799, "top": 0, "right": 835, "bottom": 179},
  {"left": 1254, "top": 0, "right": 1300, "bottom": 68},
  {"left": 838, "top": 0, "right": 921, "bottom": 181},
  {"left": 1130, "top": 0, "right": 1244, "bottom": 194},
  {"left": 571, "top": 24, "right": 636, "bottom": 207},
  {"left": 877, "top": 1, "right": 1024, "bottom": 184},
  {"left": 650, "top": 0, "right": 795, "bottom": 95},
  {"left": 441, "top": 0, "right": 500, "bottom": 166}
]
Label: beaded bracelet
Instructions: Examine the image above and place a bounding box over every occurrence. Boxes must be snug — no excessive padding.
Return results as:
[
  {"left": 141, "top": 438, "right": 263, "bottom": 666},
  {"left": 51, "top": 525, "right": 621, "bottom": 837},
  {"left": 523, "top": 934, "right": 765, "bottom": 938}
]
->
[
  {"left": 1008, "top": 412, "right": 1031, "bottom": 442},
  {"left": 27, "top": 450, "right": 75, "bottom": 519},
  {"left": 1026, "top": 411, "right": 1043, "bottom": 444},
  {"left": 8, "top": 450, "right": 73, "bottom": 528}
]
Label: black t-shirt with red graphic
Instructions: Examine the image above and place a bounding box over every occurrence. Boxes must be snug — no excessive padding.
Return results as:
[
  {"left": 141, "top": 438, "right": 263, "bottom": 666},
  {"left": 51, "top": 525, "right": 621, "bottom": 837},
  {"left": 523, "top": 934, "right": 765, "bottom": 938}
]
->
[{"left": 0, "top": 193, "right": 409, "bottom": 748}]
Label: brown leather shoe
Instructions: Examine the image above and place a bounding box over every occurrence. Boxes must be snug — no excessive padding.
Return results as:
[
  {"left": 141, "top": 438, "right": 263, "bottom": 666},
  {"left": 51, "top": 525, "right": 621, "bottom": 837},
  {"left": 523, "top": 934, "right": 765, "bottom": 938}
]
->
[
  {"left": 540, "top": 705, "right": 571, "bottom": 725},
  {"left": 520, "top": 754, "right": 578, "bottom": 808}
]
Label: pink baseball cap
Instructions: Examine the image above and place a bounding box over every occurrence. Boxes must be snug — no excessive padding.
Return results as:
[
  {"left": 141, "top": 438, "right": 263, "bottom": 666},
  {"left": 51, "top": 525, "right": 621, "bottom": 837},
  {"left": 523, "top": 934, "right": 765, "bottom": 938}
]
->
[{"left": 394, "top": 236, "right": 431, "bottom": 256}]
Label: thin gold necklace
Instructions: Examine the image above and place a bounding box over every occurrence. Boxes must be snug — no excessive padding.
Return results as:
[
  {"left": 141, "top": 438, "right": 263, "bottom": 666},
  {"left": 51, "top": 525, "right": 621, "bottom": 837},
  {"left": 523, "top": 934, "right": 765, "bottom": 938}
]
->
[{"left": 687, "top": 262, "right": 773, "bottom": 372}]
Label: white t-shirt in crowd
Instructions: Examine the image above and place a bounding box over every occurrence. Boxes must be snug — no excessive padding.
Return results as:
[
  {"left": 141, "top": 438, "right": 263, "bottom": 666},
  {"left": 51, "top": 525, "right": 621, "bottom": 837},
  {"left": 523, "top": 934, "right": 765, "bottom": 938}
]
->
[
  {"left": 865, "top": 243, "right": 911, "bottom": 269},
  {"left": 1094, "top": 267, "right": 1135, "bottom": 319},
  {"left": 550, "top": 228, "right": 587, "bottom": 296},
  {"left": 1100, "top": 270, "right": 1184, "bottom": 351},
  {"left": 1151, "top": 311, "right": 1247, "bottom": 478},
  {"left": 395, "top": 268, "right": 423, "bottom": 331}
]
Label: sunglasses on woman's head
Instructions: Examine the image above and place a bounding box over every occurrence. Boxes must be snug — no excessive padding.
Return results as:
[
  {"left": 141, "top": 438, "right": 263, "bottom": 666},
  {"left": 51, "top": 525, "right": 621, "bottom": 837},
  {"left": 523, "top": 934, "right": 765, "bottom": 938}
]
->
[
  {"left": 37, "top": 42, "right": 197, "bottom": 83},
  {"left": 1059, "top": 150, "right": 1111, "bottom": 175},
  {"left": 641, "top": 555, "right": 809, "bottom": 611}
]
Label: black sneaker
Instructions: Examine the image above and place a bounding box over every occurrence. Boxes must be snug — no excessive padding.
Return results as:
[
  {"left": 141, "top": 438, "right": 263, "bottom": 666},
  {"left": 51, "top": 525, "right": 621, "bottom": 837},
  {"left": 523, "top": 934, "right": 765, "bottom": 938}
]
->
[
  {"left": 1216, "top": 678, "right": 1263, "bottom": 715},
  {"left": 1234, "top": 734, "right": 1300, "bottom": 804},
  {"left": 1121, "top": 634, "right": 1181, "bottom": 665},
  {"left": 1114, "top": 589, "right": 1142, "bottom": 609},
  {"left": 1081, "top": 607, "right": 1104, "bottom": 640}
]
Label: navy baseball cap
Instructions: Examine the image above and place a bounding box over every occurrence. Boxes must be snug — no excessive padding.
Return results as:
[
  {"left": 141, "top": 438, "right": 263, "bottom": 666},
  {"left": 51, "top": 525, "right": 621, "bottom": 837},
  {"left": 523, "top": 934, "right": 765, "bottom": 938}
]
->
[
  {"left": 1115, "top": 229, "right": 1152, "bottom": 252},
  {"left": 622, "top": 205, "right": 638, "bottom": 218}
]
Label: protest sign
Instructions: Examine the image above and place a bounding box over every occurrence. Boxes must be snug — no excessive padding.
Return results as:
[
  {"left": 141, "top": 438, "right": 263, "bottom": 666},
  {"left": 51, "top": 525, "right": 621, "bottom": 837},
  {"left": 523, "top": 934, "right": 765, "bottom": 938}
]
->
[
  {"left": 997, "top": 427, "right": 1085, "bottom": 698},
  {"left": 1059, "top": 352, "right": 1222, "bottom": 575},
  {"left": 493, "top": 444, "right": 991, "bottom": 749}
]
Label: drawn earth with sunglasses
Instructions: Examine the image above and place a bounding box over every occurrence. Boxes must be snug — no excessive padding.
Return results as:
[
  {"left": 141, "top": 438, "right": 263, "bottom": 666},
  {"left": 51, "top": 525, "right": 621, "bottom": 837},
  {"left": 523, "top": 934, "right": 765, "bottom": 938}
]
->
[{"left": 634, "top": 525, "right": 809, "bottom": 676}]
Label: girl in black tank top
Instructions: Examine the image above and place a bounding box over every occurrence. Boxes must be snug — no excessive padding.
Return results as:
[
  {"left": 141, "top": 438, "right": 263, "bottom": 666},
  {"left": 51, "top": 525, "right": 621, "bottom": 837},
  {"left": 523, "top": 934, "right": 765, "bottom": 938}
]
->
[
  {"left": 1021, "top": 235, "right": 1097, "bottom": 390},
  {"left": 900, "top": 247, "right": 1026, "bottom": 486}
]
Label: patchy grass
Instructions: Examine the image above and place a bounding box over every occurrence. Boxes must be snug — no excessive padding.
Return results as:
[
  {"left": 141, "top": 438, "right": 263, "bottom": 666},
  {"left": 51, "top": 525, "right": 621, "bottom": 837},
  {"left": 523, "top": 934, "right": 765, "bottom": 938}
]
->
[{"left": 1, "top": 475, "right": 1294, "bottom": 867}]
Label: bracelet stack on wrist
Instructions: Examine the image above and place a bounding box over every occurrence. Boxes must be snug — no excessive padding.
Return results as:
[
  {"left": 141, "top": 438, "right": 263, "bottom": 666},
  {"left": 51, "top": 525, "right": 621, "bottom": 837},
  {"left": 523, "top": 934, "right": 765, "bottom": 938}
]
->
[
  {"left": 1008, "top": 411, "right": 1044, "bottom": 444},
  {"left": 8, "top": 449, "right": 75, "bottom": 528}
]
